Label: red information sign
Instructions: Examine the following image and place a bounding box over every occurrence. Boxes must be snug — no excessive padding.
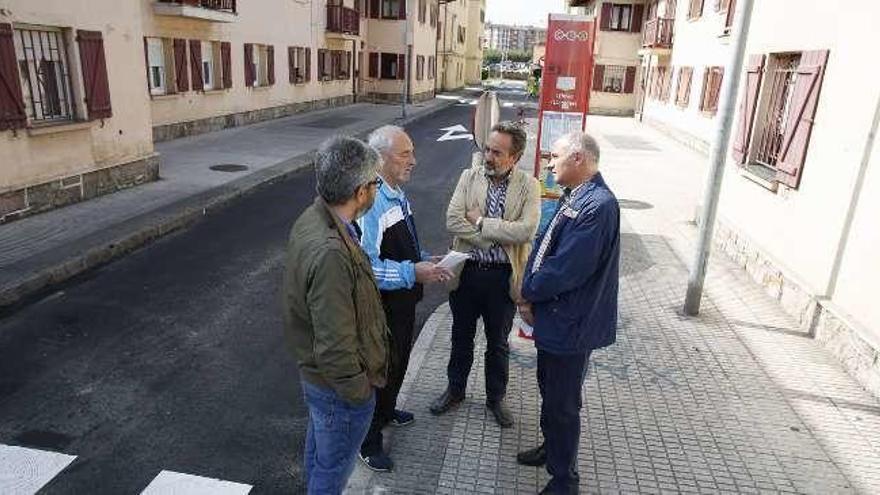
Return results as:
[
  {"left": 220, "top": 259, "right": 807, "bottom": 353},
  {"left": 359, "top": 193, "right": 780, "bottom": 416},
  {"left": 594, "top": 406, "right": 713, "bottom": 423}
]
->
[{"left": 534, "top": 14, "right": 596, "bottom": 186}]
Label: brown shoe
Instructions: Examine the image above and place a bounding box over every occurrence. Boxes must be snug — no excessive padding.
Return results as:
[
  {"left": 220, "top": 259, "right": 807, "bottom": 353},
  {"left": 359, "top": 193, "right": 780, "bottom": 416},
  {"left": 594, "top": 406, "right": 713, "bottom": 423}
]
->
[
  {"left": 429, "top": 388, "right": 464, "bottom": 415},
  {"left": 486, "top": 400, "right": 514, "bottom": 428}
]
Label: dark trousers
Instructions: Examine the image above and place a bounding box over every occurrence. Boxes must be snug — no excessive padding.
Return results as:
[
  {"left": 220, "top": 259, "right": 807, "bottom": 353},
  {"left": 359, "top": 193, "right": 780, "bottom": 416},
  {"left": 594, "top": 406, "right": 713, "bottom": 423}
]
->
[
  {"left": 447, "top": 263, "right": 516, "bottom": 402},
  {"left": 538, "top": 349, "right": 592, "bottom": 494},
  {"left": 361, "top": 294, "right": 416, "bottom": 456}
]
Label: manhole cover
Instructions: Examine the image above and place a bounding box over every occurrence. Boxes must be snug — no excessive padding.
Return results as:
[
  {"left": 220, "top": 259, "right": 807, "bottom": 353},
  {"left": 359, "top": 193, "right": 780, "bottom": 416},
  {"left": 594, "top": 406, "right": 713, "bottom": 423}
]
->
[
  {"left": 619, "top": 199, "right": 653, "bottom": 210},
  {"left": 209, "top": 164, "right": 249, "bottom": 172}
]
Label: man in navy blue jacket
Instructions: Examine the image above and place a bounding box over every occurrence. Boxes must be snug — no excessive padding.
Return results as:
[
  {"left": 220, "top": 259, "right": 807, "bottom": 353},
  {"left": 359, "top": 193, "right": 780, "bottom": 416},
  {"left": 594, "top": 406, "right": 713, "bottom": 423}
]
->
[{"left": 516, "top": 131, "right": 620, "bottom": 494}]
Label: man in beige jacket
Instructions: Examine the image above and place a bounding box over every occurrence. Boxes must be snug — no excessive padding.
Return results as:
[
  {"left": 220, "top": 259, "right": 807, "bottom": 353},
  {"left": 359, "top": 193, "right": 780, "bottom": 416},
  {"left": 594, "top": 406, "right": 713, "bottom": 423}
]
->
[{"left": 429, "top": 122, "right": 541, "bottom": 428}]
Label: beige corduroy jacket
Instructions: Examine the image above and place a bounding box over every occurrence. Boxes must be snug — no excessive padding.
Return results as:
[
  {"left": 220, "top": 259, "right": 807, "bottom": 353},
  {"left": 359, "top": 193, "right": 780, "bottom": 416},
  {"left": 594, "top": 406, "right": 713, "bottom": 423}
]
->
[{"left": 445, "top": 164, "right": 541, "bottom": 303}]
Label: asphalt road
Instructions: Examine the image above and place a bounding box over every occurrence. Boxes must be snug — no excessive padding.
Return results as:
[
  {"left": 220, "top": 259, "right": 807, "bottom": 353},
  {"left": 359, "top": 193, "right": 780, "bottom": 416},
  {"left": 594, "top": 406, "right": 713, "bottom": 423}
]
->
[{"left": 0, "top": 83, "right": 530, "bottom": 494}]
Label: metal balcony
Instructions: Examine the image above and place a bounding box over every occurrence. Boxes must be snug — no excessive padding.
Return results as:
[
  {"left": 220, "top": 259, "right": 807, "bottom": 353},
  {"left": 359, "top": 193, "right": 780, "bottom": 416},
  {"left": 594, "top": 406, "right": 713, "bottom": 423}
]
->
[
  {"left": 326, "top": 5, "right": 360, "bottom": 37},
  {"left": 154, "top": 0, "right": 237, "bottom": 22}
]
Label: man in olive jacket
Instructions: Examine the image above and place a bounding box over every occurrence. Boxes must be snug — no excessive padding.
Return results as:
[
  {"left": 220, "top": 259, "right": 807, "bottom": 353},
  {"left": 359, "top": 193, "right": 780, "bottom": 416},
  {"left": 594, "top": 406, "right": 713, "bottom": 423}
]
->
[{"left": 283, "top": 136, "right": 390, "bottom": 495}]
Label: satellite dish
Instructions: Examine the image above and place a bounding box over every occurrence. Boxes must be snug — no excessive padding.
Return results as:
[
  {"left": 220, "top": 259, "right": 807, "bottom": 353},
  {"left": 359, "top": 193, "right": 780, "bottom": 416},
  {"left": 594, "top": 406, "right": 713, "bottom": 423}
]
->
[{"left": 472, "top": 90, "right": 500, "bottom": 152}]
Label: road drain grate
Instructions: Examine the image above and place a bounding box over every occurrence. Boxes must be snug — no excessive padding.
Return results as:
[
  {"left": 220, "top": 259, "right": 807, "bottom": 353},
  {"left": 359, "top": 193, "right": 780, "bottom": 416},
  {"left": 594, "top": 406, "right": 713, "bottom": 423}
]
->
[{"left": 209, "top": 164, "right": 249, "bottom": 173}]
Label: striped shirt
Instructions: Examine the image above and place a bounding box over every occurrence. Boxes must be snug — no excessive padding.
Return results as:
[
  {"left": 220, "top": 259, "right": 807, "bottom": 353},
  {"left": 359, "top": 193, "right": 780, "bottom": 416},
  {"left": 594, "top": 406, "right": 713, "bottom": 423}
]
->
[
  {"left": 471, "top": 173, "right": 511, "bottom": 264},
  {"left": 532, "top": 183, "right": 585, "bottom": 273}
]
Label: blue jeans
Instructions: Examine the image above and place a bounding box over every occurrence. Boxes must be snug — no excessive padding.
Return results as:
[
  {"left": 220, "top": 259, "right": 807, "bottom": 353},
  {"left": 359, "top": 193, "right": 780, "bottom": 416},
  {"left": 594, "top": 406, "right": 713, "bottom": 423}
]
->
[{"left": 302, "top": 380, "right": 375, "bottom": 495}]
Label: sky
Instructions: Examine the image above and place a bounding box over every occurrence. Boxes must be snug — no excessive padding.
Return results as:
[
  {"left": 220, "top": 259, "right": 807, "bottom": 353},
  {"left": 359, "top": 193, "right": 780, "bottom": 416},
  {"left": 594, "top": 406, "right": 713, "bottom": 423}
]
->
[{"left": 485, "top": 0, "right": 567, "bottom": 27}]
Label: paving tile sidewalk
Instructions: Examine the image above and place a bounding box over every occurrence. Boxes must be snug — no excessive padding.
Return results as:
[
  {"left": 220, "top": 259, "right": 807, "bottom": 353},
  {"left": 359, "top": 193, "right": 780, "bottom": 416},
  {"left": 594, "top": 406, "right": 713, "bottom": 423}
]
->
[
  {"left": 345, "top": 115, "right": 880, "bottom": 494},
  {"left": 0, "top": 93, "right": 473, "bottom": 308}
]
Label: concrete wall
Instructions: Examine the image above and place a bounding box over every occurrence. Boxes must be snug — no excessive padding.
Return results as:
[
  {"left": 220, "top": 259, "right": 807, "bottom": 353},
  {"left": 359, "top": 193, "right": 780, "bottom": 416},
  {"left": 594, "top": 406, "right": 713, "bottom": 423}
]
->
[
  {"left": 0, "top": 0, "right": 154, "bottom": 194},
  {"left": 141, "top": 0, "right": 357, "bottom": 129}
]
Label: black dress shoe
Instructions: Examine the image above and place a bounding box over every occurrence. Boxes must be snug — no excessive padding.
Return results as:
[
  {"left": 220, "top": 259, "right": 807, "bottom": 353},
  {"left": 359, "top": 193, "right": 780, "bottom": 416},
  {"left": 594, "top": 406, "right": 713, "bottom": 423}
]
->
[
  {"left": 517, "top": 443, "right": 546, "bottom": 466},
  {"left": 486, "top": 400, "right": 514, "bottom": 428},
  {"left": 429, "top": 388, "right": 464, "bottom": 415}
]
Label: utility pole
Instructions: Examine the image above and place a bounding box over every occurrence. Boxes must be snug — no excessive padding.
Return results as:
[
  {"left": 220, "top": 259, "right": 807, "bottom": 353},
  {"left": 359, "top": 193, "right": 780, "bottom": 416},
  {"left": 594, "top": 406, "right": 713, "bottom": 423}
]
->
[{"left": 683, "top": 0, "right": 755, "bottom": 316}]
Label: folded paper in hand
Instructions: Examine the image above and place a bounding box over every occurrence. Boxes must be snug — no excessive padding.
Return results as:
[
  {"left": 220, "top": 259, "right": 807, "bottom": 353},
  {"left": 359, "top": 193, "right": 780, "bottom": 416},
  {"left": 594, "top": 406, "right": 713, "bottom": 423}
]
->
[{"left": 436, "top": 251, "right": 469, "bottom": 270}]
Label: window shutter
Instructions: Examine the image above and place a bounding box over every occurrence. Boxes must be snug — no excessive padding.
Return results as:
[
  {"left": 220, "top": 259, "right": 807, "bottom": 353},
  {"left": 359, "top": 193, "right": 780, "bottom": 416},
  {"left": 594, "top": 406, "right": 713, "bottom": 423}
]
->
[
  {"left": 624, "top": 66, "right": 636, "bottom": 93},
  {"left": 369, "top": 52, "right": 379, "bottom": 78},
  {"left": 0, "top": 23, "right": 26, "bottom": 130},
  {"left": 592, "top": 64, "right": 604, "bottom": 91},
  {"left": 77, "top": 30, "right": 112, "bottom": 120},
  {"left": 370, "top": 0, "right": 380, "bottom": 18},
  {"left": 305, "top": 47, "right": 312, "bottom": 82},
  {"left": 699, "top": 68, "right": 709, "bottom": 110},
  {"left": 600, "top": 3, "right": 612, "bottom": 31},
  {"left": 221, "top": 41, "right": 232, "bottom": 89},
  {"left": 189, "top": 39, "right": 203, "bottom": 91},
  {"left": 776, "top": 50, "right": 829, "bottom": 188},
  {"left": 398, "top": 0, "right": 407, "bottom": 20},
  {"left": 398, "top": 53, "right": 406, "bottom": 80},
  {"left": 631, "top": 4, "right": 644, "bottom": 33},
  {"left": 267, "top": 45, "right": 275, "bottom": 85},
  {"left": 731, "top": 55, "right": 764, "bottom": 165},
  {"left": 317, "top": 49, "right": 325, "bottom": 80},
  {"left": 174, "top": 39, "right": 189, "bottom": 92},
  {"left": 244, "top": 43, "right": 255, "bottom": 87},
  {"left": 143, "top": 37, "right": 151, "bottom": 95},
  {"left": 288, "top": 46, "right": 296, "bottom": 83}
]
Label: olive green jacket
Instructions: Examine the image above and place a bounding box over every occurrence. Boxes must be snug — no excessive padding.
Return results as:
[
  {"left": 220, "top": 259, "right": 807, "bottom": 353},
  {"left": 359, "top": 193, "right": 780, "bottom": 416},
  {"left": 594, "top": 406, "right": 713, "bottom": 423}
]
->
[{"left": 283, "top": 197, "right": 390, "bottom": 405}]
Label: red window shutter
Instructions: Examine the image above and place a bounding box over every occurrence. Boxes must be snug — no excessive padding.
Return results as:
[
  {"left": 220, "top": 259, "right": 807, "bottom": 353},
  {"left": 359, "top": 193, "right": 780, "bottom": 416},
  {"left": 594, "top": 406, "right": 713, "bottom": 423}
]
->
[
  {"left": 624, "top": 66, "right": 636, "bottom": 93},
  {"left": 370, "top": 0, "right": 380, "bottom": 18},
  {"left": 592, "top": 64, "right": 605, "bottom": 91},
  {"left": 398, "top": 53, "right": 406, "bottom": 80},
  {"left": 305, "top": 48, "right": 312, "bottom": 82},
  {"left": 174, "top": 39, "right": 189, "bottom": 92},
  {"left": 398, "top": 0, "right": 407, "bottom": 19},
  {"left": 267, "top": 45, "right": 275, "bottom": 85},
  {"left": 600, "top": 3, "right": 612, "bottom": 31},
  {"left": 77, "top": 30, "right": 113, "bottom": 120},
  {"left": 221, "top": 42, "right": 232, "bottom": 89},
  {"left": 631, "top": 4, "right": 644, "bottom": 33},
  {"left": 0, "top": 23, "right": 26, "bottom": 130},
  {"left": 369, "top": 52, "right": 378, "bottom": 78},
  {"left": 288, "top": 46, "right": 296, "bottom": 83},
  {"left": 731, "top": 55, "right": 764, "bottom": 165},
  {"left": 244, "top": 43, "right": 255, "bottom": 87},
  {"left": 776, "top": 50, "right": 830, "bottom": 188},
  {"left": 189, "top": 39, "right": 203, "bottom": 91}
]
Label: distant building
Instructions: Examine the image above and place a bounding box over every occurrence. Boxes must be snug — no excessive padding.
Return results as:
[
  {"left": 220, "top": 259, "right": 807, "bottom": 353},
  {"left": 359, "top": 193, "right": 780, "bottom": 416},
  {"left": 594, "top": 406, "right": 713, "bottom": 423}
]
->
[{"left": 483, "top": 23, "right": 546, "bottom": 53}]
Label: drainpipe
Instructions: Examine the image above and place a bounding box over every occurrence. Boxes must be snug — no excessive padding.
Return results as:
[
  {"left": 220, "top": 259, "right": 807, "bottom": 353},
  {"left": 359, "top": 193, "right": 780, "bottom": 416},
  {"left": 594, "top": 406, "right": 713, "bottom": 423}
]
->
[{"left": 683, "top": 0, "right": 755, "bottom": 316}]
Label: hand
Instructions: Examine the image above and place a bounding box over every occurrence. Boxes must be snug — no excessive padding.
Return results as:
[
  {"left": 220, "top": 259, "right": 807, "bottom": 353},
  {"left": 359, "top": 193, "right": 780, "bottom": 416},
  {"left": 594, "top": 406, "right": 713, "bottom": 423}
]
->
[
  {"left": 429, "top": 255, "right": 444, "bottom": 264},
  {"left": 518, "top": 302, "right": 535, "bottom": 326},
  {"left": 414, "top": 262, "right": 454, "bottom": 284},
  {"left": 466, "top": 208, "right": 482, "bottom": 226}
]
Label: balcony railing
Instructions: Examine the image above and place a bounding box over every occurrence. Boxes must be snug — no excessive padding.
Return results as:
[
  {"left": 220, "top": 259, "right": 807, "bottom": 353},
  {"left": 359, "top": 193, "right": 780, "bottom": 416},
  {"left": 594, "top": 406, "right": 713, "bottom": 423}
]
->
[
  {"left": 642, "top": 18, "right": 674, "bottom": 49},
  {"left": 327, "top": 5, "right": 360, "bottom": 36},
  {"left": 157, "top": 0, "right": 237, "bottom": 14}
]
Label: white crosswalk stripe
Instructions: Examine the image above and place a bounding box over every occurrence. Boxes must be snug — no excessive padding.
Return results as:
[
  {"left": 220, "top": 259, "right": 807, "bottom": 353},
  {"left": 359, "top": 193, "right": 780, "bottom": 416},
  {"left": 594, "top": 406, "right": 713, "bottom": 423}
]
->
[
  {"left": 0, "top": 444, "right": 77, "bottom": 495},
  {"left": 141, "top": 471, "right": 252, "bottom": 495}
]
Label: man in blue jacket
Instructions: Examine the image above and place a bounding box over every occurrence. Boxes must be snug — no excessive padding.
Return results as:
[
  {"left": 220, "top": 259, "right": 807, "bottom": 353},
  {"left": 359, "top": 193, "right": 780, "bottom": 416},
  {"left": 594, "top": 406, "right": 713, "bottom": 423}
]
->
[{"left": 516, "top": 131, "right": 620, "bottom": 494}]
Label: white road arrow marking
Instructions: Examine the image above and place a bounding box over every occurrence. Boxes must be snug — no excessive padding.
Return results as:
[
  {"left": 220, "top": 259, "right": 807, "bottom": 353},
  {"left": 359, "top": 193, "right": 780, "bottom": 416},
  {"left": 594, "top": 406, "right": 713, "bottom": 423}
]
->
[{"left": 437, "top": 124, "right": 474, "bottom": 142}]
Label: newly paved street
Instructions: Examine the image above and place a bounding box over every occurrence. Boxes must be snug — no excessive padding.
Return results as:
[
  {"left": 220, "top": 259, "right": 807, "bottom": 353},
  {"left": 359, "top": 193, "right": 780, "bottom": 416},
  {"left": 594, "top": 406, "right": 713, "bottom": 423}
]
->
[{"left": 0, "top": 87, "right": 528, "bottom": 493}]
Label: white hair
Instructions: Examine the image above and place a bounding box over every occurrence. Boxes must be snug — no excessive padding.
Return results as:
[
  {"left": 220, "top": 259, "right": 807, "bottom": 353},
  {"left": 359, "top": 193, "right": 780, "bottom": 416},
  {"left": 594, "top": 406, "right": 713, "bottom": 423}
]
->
[
  {"left": 560, "top": 131, "right": 600, "bottom": 163},
  {"left": 368, "top": 125, "right": 406, "bottom": 155}
]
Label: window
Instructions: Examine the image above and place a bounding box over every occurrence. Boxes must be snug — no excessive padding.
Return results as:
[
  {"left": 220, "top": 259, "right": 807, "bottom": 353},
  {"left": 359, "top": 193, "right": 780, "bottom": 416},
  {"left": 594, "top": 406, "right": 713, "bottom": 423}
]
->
[
  {"left": 331, "top": 50, "right": 350, "bottom": 80},
  {"left": 688, "top": 0, "right": 704, "bottom": 19},
  {"left": 201, "top": 41, "right": 215, "bottom": 90},
  {"left": 480, "top": 9, "right": 485, "bottom": 23},
  {"left": 648, "top": 65, "right": 672, "bottom": 101},
  {"left": 752, "top": 54, "right": 800, "bottom": 168},
  {"left": 609, "top": 4, "right": 633, "bottom": 31},
  {"left": 722, "top": 0, "right": 736, "bottom": 34},
  {"left": 15, "top": 26, "right": 75, "bottom": 123},
  {"left": 458, "top": 26, "right": 466, "bottom": 44},
  {"left": 418, "top": 0, "right": 426, "bottom": 23},
  {"left": 427, "top": 55, "right": 435, "bottom": 79},
  {"left": 675, "top": 66, "right": 693, "bottom": 107},
  {"left": 416, "top": 55, "right": 425, "bottom": 80},
  {"left": 699, "top": 66, "right": 723, "bottom": 115},
  {"left": 289, "top": 46, "right": 307, "bottom": 83},
  {"left": 146, "top": 38, "right": 168, "bottom": 95},
  {"left": 318, "top": 49, "right": 333, "bottom": 81},
  {"left": 430, "top": 4, "right": 437, "bottom": 27},
  {"left": 601, "top": 65, "right": 626, "bottom": 93},
  {"left": 380, "top": 53, "right": 398, "bottom": 79},
  {"left": 382, "top": 0, "right": 400, "bottom": 19}
]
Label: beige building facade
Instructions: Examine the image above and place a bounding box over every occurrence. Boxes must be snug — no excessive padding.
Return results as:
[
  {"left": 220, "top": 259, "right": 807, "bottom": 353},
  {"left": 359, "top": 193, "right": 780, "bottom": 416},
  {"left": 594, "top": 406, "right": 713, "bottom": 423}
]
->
[
  {"left": 437, "top": 0, "right": 468, "bottom": 90},
  {"left": 463, "top": 0, "right": 485, "bottom": 85},
  {"left": 568, "top": 0, "right": 645, "bottom": 117},
  {"left": 1, "top": 0, "right": 444, "bottom": 223}
]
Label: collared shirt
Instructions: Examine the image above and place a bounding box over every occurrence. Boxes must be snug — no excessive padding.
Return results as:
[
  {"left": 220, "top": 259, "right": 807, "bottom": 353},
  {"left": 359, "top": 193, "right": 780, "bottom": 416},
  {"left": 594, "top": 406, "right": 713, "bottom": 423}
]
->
[
  {"left": 470, "top": 170, "right": 511, "bottom": 264},
  {"left": 532, "top": 181, "right": 587, "bottom": 273}
]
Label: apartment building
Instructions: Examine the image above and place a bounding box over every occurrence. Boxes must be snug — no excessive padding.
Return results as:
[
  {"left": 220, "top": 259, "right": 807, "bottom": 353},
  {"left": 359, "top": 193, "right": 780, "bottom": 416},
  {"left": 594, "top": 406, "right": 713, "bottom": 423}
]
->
[
  {"left": 436, "top": 0, "right": 468, "bottom": 90},
  {"left": 484, "top": 23, "right": 546, "bottom": 54},
  {"left": 712, "top": 0, "right": 880, "bottom": 397},
  {"left": 463, "top": 0, "right": 485, "bottom": 85},
  {"left": 567, "top": 0, "right": 646, "bottom": 116},
  {"left": 0, "top": 0, "right": 452, "bottom": 222}
]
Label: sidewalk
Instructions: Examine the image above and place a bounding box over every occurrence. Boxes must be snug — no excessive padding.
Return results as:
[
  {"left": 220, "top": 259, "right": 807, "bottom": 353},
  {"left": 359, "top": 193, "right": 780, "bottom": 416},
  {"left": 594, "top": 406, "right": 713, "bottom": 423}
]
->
[
  {"left": 344, "top": 115, "right": 880, "bottom": 494},
  {"left": 0, "top": 93, "right": 473, "bottom": 309}
]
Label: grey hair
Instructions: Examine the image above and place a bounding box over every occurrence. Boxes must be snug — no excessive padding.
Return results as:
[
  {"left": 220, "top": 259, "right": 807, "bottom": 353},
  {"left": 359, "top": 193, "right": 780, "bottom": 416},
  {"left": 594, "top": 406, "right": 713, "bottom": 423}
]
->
[
  {"left": 315, "top": 136, "right": 381, "bottom": 205},
  {"left": 491, "top": 121, "right": 527, "bottom": 159},
  {"left": 368, "top": 125, "right": 405, "bottom": 155},
  {"left": 561, "top": 131, "right": 601, "bottom": 163}
]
